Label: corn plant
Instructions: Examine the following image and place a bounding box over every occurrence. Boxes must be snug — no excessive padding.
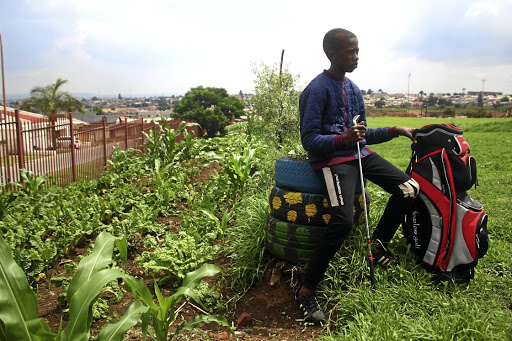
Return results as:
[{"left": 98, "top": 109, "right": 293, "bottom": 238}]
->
[
  {"left": 12, "top": 169, "right": 50, "bottom": 195},
  {"left": 199, "top": 208, "right": 234, "bottom": 242},
  {"left": 221, "top": 143, "right": 258, "bottom": 200},
  {"left": 124, "top": 263, "right": 231, "bottom": 341},
  {"left": 143, "top": 119, "right": 199, "bottom": 164},
  {"left": 10, "top": 169, "right": 51, "bottom": 216},
  {"left": 0, "top": 231, "right": 147, "bottom": 341}
]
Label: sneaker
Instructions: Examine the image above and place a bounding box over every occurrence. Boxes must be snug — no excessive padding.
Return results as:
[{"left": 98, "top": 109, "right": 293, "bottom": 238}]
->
[
  {"left": 372, "top": 243, "right": 395, "bottom": 269},
  {"left": 295, "top": 286, "right": 327, "bottom": 324}
]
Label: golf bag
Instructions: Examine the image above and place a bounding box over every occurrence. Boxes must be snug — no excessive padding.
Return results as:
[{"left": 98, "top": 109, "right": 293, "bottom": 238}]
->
[{"left": 404, "top": 124, "right": 489, "bottom": 283}]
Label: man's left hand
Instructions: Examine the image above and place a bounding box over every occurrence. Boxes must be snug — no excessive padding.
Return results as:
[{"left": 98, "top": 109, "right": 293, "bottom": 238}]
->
[{"left": 396, "top": 127, "right": 415, "bottom": 141}]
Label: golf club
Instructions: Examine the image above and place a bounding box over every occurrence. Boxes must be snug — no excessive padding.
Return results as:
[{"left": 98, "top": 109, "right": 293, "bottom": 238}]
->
[{"left": 353, "top": 115, "right": 376, "bottom": 290}]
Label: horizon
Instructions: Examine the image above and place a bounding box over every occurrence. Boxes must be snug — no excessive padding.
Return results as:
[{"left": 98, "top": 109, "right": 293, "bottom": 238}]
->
[{"left": 5, "top": 88, "right": 511, "bottom": 101}]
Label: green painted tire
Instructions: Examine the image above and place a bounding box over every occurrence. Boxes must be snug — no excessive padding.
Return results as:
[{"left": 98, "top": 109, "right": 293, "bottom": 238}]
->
[
  {"left": 268, "top": 184, "right": 370, "bottom": 227},
  {"left": 266, "top": 214, "right": 326, "bottom": 244},
  {"left": 265, "top": 236, "right": 315, "bottom": 264},
  {"left": 265, "top": 214, "right": 325, "bottom": 264}
]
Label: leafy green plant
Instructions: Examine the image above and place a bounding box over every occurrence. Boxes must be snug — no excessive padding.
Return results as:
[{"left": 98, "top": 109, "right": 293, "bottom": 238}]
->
[
  {"left": 0, "top": 231, "right": 146, "bottom": 341},
  {"left": 135, "top": 231, "right": 218, "bottom": 283},
  {"left": 0, "top": 188, "right": 16, "bottom": 220},
  {"left": 124, "top": 263, "right": 232, "bottom": 341}
]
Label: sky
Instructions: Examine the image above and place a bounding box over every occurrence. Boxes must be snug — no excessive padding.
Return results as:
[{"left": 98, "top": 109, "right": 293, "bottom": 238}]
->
[{"left": 1, "top": 0, "right": 512, "bottom": 97}]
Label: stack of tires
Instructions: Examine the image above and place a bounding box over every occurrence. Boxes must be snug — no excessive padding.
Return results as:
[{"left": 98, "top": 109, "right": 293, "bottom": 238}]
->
[{"left": 266, "top": 157, "right": 370, "bottom": 264}]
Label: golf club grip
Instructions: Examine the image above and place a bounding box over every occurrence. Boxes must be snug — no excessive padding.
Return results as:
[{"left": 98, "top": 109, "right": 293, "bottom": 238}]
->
[{"left": 368, "top": 257, "right": 376, "bottom": 290}]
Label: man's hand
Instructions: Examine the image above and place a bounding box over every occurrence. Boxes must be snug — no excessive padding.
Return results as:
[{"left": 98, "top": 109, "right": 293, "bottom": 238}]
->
[
  {"left": 395, "top": 127, "right": 415, "bottom": 141},
  {"left": 343, "top": 121, "right": 367, "bottom": 145}
]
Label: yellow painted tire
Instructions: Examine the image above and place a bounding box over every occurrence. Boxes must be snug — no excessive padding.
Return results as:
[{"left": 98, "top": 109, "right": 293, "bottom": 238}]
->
[{"left": 268, "top": 184, "right": 370, "bottom": 227}]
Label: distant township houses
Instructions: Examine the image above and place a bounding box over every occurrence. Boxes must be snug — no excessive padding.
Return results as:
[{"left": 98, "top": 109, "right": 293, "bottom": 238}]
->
[
  {"left": 4, "top": 90, "right": 509, "bottom": 124},
  {"left": 363, "top": 91, "right": 510, "bottom": 109}
]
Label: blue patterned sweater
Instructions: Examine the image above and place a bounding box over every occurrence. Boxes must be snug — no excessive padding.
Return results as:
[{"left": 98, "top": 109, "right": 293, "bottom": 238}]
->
[{"left": 299, "top": 72, "right": 396, "bottom": 167}]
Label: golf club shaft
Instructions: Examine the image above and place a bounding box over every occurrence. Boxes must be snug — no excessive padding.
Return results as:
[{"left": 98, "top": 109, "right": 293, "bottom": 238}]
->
[{"left": 356, "top": 141, "right": 376, "bottom": 290}]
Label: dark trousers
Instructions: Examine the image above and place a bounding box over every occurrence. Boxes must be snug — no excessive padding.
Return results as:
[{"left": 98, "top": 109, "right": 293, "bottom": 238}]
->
[{"left": 303, "top": 153, "right": 414, "bottom": 291}]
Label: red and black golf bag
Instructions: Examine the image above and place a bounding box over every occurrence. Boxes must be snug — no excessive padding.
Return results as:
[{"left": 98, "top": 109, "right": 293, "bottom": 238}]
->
[{"left": 403, "top": 124, "right": 489, "bottom": 283}]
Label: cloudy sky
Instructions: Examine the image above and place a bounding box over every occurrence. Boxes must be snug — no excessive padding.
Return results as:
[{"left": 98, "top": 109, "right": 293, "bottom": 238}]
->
[{"left": 1, "top": 0, "right": 512, "bottom": 97}]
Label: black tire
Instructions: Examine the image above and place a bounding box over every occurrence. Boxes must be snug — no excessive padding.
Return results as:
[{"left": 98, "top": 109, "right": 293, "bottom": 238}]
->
[
  {"left": 274, "top": 157, "right": 366, "bottom": 194},
  {"left": 269, "top": 184, "right": 370, "bottom": 227}
]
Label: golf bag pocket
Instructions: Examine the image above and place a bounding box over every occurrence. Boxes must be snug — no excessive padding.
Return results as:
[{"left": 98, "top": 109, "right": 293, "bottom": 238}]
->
[
  {"left": 447, "top": 150, "right": 478, "bottom": 191},
  {"left": 446, "top": 193, "right": 489, "bottom": 271}
]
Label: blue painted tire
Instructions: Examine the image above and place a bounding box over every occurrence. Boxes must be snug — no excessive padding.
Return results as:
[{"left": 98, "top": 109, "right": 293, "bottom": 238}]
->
[
  {"left": 274, "top": 157, "right": 324, "bottom": 194},
  {"left": 274, "top": 157, "right": 365, "bottom": 194}
]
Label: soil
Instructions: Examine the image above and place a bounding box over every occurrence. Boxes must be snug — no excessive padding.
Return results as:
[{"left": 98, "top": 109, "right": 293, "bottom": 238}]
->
[{"left": 35, "top": 161, "right": 325, "bottom": 340}]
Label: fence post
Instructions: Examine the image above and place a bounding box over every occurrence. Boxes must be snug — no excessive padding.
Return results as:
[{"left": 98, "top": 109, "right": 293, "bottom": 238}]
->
[
  {"left": 102, "top": 116, "right": 107, "bottom": 168},
  {"left": 141, "top": 119, "right": 145, "bottom": 153},
  {"left": 14, "top": 110, "right": 25, "bottom": 172},
  {"left": 124, "top": 118, "right": 128, "bottom": 150},
  {"left": 69, "top": 112, "right": 77, "bottom": 182}
]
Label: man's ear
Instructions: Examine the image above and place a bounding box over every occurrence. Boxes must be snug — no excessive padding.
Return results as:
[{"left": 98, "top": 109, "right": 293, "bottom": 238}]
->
[{"left": 327, "top": 50, "right": 336, "bottom": 60}]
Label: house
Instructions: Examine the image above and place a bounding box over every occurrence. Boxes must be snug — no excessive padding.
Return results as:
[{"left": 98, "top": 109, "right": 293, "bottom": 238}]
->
[
  {"left": 72, "top": 112, "right": 124, "bottom": 125},
  {"left": 136, "top": 110, "right": 173, "bottom": 122}
]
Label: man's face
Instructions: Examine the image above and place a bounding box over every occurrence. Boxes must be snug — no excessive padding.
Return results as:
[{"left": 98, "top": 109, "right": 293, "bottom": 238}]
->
[{"left": 330, "top": 37, "right": 359, "bottom": 73}]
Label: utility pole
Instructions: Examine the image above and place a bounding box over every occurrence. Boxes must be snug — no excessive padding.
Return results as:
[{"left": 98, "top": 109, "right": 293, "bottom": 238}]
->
[
  {"left": 407, "top": 73, "right": 411, "bottom": 113},
  {"left": 1, "top": 33, "right": 6, "bottom": 117}
]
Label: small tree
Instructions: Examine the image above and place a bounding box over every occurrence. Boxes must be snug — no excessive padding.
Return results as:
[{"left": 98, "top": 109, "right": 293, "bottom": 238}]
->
[
  {"left": 173, "top": 86, "right": 244, "bottom": 137},
  {"left": 92, "top": 105, "right": 104, "bottom": 115},
  {"left": 250, "top": 59, "right": 301, "bottom": 146},
  {"left": 375, "top": 100, "right": 386, "bottom": 108},
  {"left": 443, "top": 107, "right": 456, "bottom": 117}
]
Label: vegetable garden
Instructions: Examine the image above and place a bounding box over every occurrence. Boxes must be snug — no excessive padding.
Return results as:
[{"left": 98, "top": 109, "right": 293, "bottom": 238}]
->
[{"left": 1, "top": 116, "right": 511, "bottom": 340}]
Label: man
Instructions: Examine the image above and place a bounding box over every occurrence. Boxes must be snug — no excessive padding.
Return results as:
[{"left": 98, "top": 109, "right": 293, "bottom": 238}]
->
[{"left": 296, "top": 28, "right": 420, "bottom": 324}]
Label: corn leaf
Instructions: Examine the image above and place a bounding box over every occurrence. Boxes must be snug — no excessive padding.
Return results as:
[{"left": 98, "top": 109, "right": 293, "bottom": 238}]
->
[
  {"left": 173, "top": 314, "right": 232, "bottom": 337},
  {"left": 182, "top": 263, "right": 221, "bottom": 288},
  {"left": 123, "top": 275, "right": 155, "bottom": 309},
  {"left": 67, "top": 232, "right": 122, "bottom": 302},
  {"left": 114, "top": 238, "right": 128, "bottom": 269},
  {"left": 96, "top": 300, "right": 148, "bottom": 341},
  {"left": 0, "top": 236, "right": 52, "bottom": 341},
  {"left": 58, "top": 268, "right": 125, "bottom": 341}
]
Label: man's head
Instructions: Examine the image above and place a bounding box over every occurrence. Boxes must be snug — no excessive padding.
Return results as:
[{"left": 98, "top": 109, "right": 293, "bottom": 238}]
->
[{"left": 323, "top": 28, "right": 359, "bottom": 74}]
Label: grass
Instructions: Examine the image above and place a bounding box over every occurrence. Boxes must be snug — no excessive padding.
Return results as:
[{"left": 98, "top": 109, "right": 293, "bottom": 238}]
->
[{"left": 313, "top": 116, "right": 512, "bottom": 340}]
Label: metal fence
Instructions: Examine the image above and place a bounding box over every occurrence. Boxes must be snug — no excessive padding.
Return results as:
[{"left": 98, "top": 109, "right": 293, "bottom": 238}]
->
[{"left": 0, "top": 109, "right": 200, "bottom": 191}]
